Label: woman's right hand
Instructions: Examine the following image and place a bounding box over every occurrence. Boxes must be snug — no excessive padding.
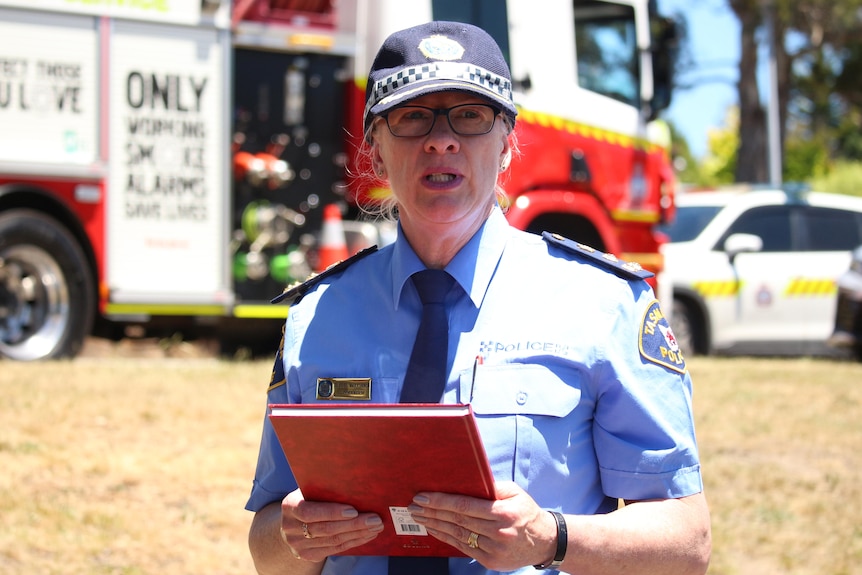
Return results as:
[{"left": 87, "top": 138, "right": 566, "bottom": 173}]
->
[{"left": 279, "top": 488, "right": 385, "bottom": 563}]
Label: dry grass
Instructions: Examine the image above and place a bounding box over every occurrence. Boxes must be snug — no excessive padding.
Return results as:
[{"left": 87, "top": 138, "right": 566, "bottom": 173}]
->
[
  {"left": 1, "top": 353, "right": 860, "bottom": 574},
  {"left": 0, "top": 357, "right": 267, "bottom": 575},
  {"left": 691, "top": 357, "right": 862, "bottom": 575}
]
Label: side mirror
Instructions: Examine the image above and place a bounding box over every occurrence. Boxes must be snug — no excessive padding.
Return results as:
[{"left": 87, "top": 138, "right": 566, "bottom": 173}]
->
[
  {"left": 647, "top": 16, "right": 678, "bottom": 121},
  {"left": 723, "top": 233, "right": 763, "bottom": 264}
]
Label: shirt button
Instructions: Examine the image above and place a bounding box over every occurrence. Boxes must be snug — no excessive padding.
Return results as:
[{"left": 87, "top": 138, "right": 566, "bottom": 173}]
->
[{"left": 516, "top": 391, "right": 528, "bottom": 405}]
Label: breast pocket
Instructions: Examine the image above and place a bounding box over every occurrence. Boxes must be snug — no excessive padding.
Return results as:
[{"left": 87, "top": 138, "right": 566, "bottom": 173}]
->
[{"left": 460, "top": 364, "right": 584, "bottom": 485}]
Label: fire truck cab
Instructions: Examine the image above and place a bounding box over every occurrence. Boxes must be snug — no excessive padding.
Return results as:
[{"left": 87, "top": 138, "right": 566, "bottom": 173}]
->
[{"left": 0, "top": 0, "right": 677, "bottom": 360}]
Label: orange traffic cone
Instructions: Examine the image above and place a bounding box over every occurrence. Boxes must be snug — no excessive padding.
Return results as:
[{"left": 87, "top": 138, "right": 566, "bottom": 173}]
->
[{"left": 316, "top": 204, "right": 349, "bottom": 272}]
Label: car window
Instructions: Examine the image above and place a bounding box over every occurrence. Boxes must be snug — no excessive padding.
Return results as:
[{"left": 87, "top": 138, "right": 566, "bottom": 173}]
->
[
  {"left": 658, "top": 205, "right": 722, "bottom": 242},
  {"left": 716, "top": 205, "right": 793, "bottom": 252},
  {"left": 801, "top": 206, "right": 862, "bottom": 251}
]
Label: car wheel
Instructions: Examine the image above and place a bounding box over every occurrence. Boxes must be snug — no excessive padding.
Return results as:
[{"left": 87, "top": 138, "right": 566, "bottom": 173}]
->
[
  {"left": 0, "top": 209, "right": 94, "bottom": 361},
  {"left": 671, "top": 299, "right": 697, "bottom": 357}
]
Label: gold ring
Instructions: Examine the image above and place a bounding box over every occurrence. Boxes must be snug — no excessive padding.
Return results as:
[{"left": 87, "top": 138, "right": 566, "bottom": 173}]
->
[
  {"left": 467, "top": 531, "right": 480, "bottom": 549},
  {"left": 301, "top": 522, "right": 312, "bottom": 539}
]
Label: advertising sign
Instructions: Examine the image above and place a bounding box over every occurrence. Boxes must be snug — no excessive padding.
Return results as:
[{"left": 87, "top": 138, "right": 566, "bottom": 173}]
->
[
  {"left": 0, "top": 0, "right": 202, "bottom": 25},
  {"left": 107, "top": 20, "right": 226, "bottom": 300},
  {"left": 0, "top": 9, "right": 98, "bottom": 165}
]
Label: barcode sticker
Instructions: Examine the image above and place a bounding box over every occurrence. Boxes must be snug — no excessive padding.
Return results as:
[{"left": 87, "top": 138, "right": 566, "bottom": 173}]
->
[{"left": 389, "top": 506, "right": 428, "bottom": 536}]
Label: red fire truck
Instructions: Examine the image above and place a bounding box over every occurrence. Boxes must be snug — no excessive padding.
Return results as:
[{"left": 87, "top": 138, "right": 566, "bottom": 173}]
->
[{"left": 0, "top": 0, "right": 678, "bottom": 360}]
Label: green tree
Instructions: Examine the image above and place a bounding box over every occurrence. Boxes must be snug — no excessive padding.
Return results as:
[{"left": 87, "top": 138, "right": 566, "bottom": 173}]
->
[
  {"left": 667, "top": 121, "right": 703, "bottom": 184},
  {"left": 726, "top": 0, "right": 862, "bottom": 183},
  {"left": 728, "top": 0, "right": 768, "bottom": 183},
  {"left": 811, "top": 161, "right": 862, "bottom": 197},
  {"left": 701, "top": 108, "right": 739, "bottom": 186},
  {"left": 833, "top": 43, "right": 862, "bottom": 161}
]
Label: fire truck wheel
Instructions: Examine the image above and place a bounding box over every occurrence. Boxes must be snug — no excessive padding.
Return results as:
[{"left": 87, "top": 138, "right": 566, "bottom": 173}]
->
[{"left": 0, "top": 209, "right": 95, "bottom": 361}]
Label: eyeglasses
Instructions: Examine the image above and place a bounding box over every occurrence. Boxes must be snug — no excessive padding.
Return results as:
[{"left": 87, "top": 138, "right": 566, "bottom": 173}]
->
[{"left": 383, "top": 103, "right": 500, "bottom": 137}]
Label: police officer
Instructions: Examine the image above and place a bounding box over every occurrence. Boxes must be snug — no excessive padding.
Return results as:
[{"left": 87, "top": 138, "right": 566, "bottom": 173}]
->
[{"left": 246, "top": 21, "right": 711, "bottom": 575}]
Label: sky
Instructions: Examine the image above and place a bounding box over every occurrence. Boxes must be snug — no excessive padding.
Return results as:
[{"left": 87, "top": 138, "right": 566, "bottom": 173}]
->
[{"left": 658, "top": 0, "right": 742, "bottom": 159}]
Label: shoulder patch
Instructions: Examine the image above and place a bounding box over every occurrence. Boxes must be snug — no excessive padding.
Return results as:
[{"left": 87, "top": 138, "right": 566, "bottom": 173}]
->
[
  {"left": 271, "top": 245, "right": 378, "bottom": 305},
  {"left": 542, "top": 232, "right": 654, "bottom": 281},
  {"left": 267, "top": 327, "right": 287, "bottom": 392},
  {"left": 639, "top": 300, "right": 687, "bottom": 373}
]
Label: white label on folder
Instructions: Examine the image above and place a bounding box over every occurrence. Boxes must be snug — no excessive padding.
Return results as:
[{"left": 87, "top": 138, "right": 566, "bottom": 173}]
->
[{"left": 389, "top": 507, "right": 428, "bottom": 536}]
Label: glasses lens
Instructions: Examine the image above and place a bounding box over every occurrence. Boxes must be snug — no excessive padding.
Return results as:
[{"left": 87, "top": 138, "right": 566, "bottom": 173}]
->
[
  {"left": 448, "top": 104, "right": 497, "bottom": 135},
  {"left": 386, "top": 107, "right": 435, "bottom": 137},
  {"left": 386, "top": 104, "right": 498, "bottom": 137}
]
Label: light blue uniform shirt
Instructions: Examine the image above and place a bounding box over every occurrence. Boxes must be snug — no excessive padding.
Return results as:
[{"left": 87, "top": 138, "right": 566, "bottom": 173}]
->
[{"left": 247, "top": 207, "right": 703, "bottom": 575}]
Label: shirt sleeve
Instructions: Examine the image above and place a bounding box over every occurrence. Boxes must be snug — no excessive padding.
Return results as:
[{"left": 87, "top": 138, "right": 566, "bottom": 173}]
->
[
  {"left": 591, "top": 282, "right": 703, "bottom": 501},
  {"left": 245, "top": 326, "right": 300, "bottom": 512}
]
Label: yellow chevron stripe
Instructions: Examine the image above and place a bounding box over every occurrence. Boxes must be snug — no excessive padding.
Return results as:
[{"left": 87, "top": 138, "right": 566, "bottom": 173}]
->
[
  {"left": 691, "top": 278, "right": 837, "bottom": 298},
  {"left": 693, "top": 280, "right": 741, "bottom": 297},
  {"left": 784, "top": 278, "right": 836, "bottom": 296},
  {"left": 612, "top": 209, "right": 661, "bottom": 223},
  {"left": 518, "top": 109, "right": 664, "bottom": 154},
  {"left": 105, "top": 303, "right": 225, "bottom": 316},
  {"left": 233, "top": 304, "right": 290, "bottom": 319}
]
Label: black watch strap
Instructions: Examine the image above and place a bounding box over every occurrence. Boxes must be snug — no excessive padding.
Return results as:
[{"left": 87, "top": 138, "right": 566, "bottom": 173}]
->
[{"left": 533, "top": 510, "right": 567, "bottom": 570}]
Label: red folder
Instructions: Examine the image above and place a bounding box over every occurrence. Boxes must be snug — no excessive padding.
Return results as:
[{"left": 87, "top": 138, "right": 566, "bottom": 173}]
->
[{"left": 268, "top": 403, "right": 496, "bottom": 556}]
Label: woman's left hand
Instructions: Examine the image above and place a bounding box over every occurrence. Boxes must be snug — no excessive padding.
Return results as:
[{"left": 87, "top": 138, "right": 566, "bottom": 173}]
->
[{"left": 406, "top": 481, "right": 558, "bottom": 571}]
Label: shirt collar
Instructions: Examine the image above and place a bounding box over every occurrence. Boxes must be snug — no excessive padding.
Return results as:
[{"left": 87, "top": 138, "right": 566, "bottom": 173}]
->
[{"left": 391, "top": 206, "right": 508, "bottom": 309}]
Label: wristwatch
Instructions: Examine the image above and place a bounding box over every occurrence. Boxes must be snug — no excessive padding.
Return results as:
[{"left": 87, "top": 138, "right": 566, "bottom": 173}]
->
[{"left": 533, "top": 511, "right": 567, "bottom": 570}]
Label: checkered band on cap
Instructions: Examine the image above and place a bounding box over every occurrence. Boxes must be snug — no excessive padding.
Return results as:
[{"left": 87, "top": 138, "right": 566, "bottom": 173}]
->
[
  {"left": 363, "top": 21, "right": 517, "bottom": 131},
  {"left": 365, "top": 62, "right": 513, "bottom": 121}
]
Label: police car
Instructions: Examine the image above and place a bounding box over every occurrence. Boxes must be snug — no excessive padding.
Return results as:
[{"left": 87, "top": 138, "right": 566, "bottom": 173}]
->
[{"left": 658, "top": 187, "right": 862, "bottom": 356}]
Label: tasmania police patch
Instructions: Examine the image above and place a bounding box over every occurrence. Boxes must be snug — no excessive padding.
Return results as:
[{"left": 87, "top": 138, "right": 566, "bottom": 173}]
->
[{"left": 639, "top": 300, "right": 687, "bottom": 373}]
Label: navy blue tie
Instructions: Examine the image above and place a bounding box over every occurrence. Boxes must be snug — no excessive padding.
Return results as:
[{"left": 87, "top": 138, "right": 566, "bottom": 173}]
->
[
  {"left": 399, "top": 269, "right": 454, "bottom": 403},
  {"left": 389, "top": 269, "right": 454, "bottom": 575}
]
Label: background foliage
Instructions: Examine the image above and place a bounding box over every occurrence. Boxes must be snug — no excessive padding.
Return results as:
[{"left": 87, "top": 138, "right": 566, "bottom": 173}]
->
[{"left": 666, "top": 0, "right": 862, "bottom": 193}]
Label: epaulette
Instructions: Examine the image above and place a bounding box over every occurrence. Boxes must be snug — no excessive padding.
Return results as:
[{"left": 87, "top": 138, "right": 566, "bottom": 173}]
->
[
  {"left": 271, "top": 245, "right": 378, "bottom": 305},
  {"left": 542, "top": 232, "right": 654, "bottom": 281}
]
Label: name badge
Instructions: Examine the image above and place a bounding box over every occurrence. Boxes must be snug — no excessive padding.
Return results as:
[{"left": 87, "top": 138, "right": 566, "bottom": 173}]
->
[{"left": 316, "top": 378, "right": 372, "bottom": 400}]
